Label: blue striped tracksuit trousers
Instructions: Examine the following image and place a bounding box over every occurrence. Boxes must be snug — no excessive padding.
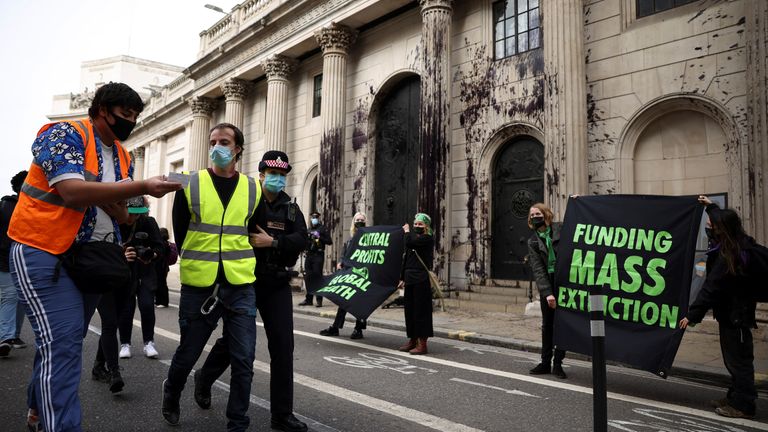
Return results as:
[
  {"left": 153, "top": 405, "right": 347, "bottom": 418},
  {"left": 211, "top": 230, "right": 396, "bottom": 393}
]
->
[{"left": 10, "top": 242, "right": 100, "bottom": 432}]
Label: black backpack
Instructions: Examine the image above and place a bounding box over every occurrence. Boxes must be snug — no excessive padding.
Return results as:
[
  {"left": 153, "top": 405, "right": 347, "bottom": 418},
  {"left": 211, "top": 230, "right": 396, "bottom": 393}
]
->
[{"left": 748, "top": 243, "right": 768, "bottom": 302}]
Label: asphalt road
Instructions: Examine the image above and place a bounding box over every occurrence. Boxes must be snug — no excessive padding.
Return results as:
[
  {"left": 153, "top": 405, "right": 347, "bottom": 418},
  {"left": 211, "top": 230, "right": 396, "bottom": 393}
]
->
[{"left": 1, "top": 288, "right": 766, "bottom": 432}]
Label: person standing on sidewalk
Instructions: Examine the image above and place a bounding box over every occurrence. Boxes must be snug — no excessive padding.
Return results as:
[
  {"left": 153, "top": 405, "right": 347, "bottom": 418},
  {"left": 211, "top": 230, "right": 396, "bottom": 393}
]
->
[
  {"left": 679, "top": 195, "right": 758, "bottom": 419},
  {"left": 195, "top": 150, "right": 309, "bottom": 432},
  {"left": 0, "top": 169, "right": 28, "bottom": 357},
  {"left": 397, "top": 213, "right": 435, "bottom": 355},
  {"left": 526, "top": 203, "right": 567, "bottom": 379},
  {"left": 8, "top": 82, "right": 181, "bottom": 432},
  {"left": 319, "top": 212, "right": 368, "bottom": 339},
  {"left": 299, "top": 211, "right": 331, "bottom": 307},
  {"left": 162, "top": 123, "right": 261, "bottom": 431}
]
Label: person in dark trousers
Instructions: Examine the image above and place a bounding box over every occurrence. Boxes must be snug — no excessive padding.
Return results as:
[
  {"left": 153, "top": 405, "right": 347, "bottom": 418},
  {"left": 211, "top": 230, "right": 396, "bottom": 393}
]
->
[
  {"left": 154, "top": 227, "right": 177, "bottom": 308},
  {"left": 162, "top": 123, "right": 261, "bottom": 431},
  {"left": 299, "top": 211, "right": 331, "bottom": 307},
  {"left": 397, "top": 213, "right": 435, "bottom": 355},
  {"left": 195, "top": 150, "right": 309, "bottom": 432},
  {"left": 320, "top": 212, "right": 368, "bottom": 339},
  {"left": 679, "top": 195, "right": 759, "bottom": 419},
  {"left": 526, "top": 203, "right": 567, "bottom": 379},
  {"left": 117, "top": 198, "right": 164, "bottom": 360},
  {"left": 0, "top": 170, "right": 28, "bottom": 357}
]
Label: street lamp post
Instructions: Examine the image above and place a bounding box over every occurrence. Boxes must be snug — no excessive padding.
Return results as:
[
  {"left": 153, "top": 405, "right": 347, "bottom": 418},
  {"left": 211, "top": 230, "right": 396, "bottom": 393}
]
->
[{"left": 204, "top": 4, "right": 226, "bottom": 14}]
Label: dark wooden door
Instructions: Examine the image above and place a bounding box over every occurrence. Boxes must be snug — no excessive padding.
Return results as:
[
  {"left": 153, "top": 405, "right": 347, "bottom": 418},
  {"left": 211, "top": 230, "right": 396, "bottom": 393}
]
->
[
  {"left": 491, "top": 138, "right": 544, "bottom": 280},
  {"left": 374, "top": 75, "right": 420, "bottom": 226}
]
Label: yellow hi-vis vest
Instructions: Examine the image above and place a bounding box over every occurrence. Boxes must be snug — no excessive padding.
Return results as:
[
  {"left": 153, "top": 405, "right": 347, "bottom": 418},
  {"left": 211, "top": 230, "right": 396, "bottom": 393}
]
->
[{"left": 180, "top": 169, "right": 261, "bottom": 287}]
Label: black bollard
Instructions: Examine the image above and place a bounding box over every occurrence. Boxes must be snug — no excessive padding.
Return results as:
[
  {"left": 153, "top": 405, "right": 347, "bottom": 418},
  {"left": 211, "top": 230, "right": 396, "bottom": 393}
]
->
[{"left": 590, "top": 284, "right": 607, "bottom": 432}]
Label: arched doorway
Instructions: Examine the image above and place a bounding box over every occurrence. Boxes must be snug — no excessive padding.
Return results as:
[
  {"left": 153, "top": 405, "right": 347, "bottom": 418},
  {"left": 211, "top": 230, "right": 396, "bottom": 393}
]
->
[
  {"left": 491, "top": 137, "right": 544, "bottom": 280},
  {"left": 374, "top": 75, "right": 421, "bottom": 225}
]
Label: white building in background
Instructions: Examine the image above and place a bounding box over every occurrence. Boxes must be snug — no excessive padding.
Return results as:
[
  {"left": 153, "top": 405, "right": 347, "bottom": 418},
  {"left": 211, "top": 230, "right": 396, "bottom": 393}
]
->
[{"left": 48, "top": 55, "right": 184, "bottom": 121}]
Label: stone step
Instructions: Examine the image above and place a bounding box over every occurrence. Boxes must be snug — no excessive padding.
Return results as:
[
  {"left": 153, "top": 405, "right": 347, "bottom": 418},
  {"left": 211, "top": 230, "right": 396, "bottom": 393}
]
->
[
  {"left": 485, "top": 278, "right": 534, "bottom": 288},
  {"left": 466, "top": 284, "right": 531, "bottom": 297},
  {"left": 443, "top": 298, "right": 527, "bottom": 314},
  {"left": 453, "top": 290, "right": 531, "bottom": 305}
]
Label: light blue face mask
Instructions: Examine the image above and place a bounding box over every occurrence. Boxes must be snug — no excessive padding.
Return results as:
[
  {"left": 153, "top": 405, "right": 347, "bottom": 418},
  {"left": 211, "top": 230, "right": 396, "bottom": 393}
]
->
[
  {"left": 311, "top": 218, "right": 319, "bottom": 226},
  {"left": 264, "top": 172, "right": 286, "bottom": 194},
  {"left": 209, "top": 144, "right": 234, "bottom": 168}
]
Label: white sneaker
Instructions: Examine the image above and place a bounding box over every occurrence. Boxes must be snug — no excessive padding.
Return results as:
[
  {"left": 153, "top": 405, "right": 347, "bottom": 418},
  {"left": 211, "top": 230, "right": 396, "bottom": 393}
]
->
[
  {"left": 119, "top": 344, "right": 131, "bottom": 359},
  {"left": 143, "top": 341, "right": 159, "bottom": 359}
]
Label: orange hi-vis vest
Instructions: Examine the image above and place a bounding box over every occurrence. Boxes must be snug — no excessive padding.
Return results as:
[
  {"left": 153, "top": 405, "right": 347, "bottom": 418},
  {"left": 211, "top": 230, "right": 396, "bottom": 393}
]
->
[{"left": 8, "top": 118, "right": 132, "bottom": 255}]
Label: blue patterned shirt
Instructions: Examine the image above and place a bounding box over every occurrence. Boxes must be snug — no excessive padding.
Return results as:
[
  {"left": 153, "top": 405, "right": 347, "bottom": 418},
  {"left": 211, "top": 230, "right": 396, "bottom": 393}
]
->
[{"left": 32, "top": 121, "right": 134, "bottom": 245}]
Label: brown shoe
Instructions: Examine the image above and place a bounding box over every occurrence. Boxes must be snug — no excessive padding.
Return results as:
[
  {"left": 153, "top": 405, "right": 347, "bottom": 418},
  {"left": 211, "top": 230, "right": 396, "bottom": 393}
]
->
[
  {"left": 398, "top": 338, "right": 417, "bottom": 352},
  {"left": 709, "top": 398, "right": 728, "bottom": 408},
  {"left": 715, "top": 404, "right": 755, "bottom": 419},
  {"left": 409, "top": 338, "right": 428, "bottom": 355}
]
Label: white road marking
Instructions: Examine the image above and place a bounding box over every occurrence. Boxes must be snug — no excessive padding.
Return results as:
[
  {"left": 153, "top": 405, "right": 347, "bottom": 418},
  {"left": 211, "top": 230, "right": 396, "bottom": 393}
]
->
[
  {"left": 151, "top": 323, "right": 484, "bottom": 432},
  {"left": 450, "top": 378, "right": 540, "bottom": 398}
]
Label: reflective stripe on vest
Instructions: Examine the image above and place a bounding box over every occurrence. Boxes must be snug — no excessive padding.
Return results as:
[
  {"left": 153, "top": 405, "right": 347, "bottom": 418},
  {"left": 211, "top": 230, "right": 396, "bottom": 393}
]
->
[
  {"left": 8, "top": 118, "right": 131, "bottom": 255},
  {"left": 179, "top": 170, "right": 261, "bottom": 287}
]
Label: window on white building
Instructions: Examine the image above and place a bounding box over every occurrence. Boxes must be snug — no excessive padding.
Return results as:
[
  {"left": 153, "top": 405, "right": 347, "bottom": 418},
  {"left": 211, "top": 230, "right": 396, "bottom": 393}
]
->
[
  {"left": 493, "top": 0, "right": 541, "bottom": 60},
  {"left": 636, "top": 0, "right": 698, "bottom": 18}
]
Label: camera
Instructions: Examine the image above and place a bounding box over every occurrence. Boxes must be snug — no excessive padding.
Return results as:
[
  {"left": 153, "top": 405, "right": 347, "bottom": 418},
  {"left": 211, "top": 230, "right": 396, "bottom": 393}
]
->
[{"left": 129, "top": 232, "right": 154, "bottom": 262}]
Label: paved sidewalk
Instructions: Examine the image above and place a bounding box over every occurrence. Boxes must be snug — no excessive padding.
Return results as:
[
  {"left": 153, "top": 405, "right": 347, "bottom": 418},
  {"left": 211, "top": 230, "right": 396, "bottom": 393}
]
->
[{"left": 290, "top": 288, "right": 767, "bottom": 387}]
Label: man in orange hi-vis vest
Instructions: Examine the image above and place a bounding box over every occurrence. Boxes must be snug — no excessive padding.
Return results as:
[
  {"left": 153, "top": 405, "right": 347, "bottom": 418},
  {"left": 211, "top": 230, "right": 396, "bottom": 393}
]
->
[{"left": 8, "top": 82, "right": 181, "bottom": 432}]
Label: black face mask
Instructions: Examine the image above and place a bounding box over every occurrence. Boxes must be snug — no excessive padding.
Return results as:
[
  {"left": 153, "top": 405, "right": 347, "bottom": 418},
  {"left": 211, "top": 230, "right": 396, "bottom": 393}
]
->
[
  {"left": 413, "top": 227, "right": 425, "bottom": 234},
  {"left": 531, "top": 217, "right": 545, "bottom": 229},
  {"left": 354, "top": 221, "right": 366, "bottom": 228},
  {"left": 108, "top": 111, "right": 136, "bottom": 141}
]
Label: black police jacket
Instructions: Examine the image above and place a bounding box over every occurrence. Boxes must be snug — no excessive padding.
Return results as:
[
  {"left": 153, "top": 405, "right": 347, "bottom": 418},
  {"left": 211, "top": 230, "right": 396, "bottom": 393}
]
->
[{"left": 254, "top": 191, "right": 308, "bottom": 277}]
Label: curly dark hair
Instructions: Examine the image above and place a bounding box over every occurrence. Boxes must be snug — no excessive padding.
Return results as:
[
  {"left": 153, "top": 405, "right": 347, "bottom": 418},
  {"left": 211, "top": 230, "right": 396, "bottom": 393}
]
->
[
  {"left": 10, "top": 170, "right": 27, "bottom": 194},
  {"left": 210, "top": 123, "right": 244, "bottom": 161},
  {"left": 88, "top": 82, "right": 144, "bottom": 119}
]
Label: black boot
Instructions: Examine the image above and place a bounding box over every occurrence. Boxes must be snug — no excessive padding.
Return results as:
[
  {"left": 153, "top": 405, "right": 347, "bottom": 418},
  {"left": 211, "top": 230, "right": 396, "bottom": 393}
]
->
[
  {"left": 271, "top": 413, "right": 308, "bottom": 432},
  {"left": 350, "top": 329, "right": 363, "bottom": 339},
  {"left": 161, "top": 379, "right": 180, "bottom": 426},
  {"left": 193, "top": 369, "right": 211, "bottom": 409},
  {"left": 108, "top": 368, "right": 125, "bottom": 393},
  {"left": 92, "top": 362, "right": 109, "bottom": 382},
  {"left": 529, "top": 363, "right": 551, "bottom": 375},
  {"left": 552, "top": 364, "right": 567, "bottom": 379},
  {"left": 319, "top": 326, "right": 339, "bottom": 336}
]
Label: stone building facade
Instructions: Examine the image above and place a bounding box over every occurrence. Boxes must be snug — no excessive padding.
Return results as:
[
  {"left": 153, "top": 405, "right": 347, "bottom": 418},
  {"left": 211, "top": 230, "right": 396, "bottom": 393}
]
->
[{"left": 126, "top": 0, "right": 767, "bottom": 291}]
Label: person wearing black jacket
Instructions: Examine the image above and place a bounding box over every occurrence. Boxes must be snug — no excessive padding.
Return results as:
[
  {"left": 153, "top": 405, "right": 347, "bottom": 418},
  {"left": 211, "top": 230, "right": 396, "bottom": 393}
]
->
[
  {"left": 299, "top": 211, "right": 331, "bottom": 307},
  {"left": 117, "top": 198, "right": 164, "bottom": 359},
  {"left": 396, "top": 213, "right": 434, "bottom": 355},
  {"left": 0, "top": 170, "right": 27, "bottom": 357},
  {"left": 526, "top": 203, "right": 567, "bottom": 379},
  {"left": 679, "top": 196, "right": 759, "bottom": 419},
  {"left": 194, "top": 150, "right": 309, "bottom": 432}
]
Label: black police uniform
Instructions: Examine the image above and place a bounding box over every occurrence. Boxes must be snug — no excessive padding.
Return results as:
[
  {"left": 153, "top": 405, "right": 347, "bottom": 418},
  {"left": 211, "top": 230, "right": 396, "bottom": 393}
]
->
[{"left": 302, "top": 221, "right": 331, "bottom": 306}]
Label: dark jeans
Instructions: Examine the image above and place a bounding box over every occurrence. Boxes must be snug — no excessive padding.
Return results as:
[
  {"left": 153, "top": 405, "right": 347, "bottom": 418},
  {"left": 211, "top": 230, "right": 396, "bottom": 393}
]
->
[
  {"left": 539, "top": 293, "right": 565, "bottom": 366},
  {"left": 119, "top": 272, "right": 157, "bottom": 344},
  {"left": 166, "top": 283, "right": 257, "bottom": 432},
  {"left": 719, "top": 323, "right": 757, "bottom": 415},
  {"left": 304, "top": 253, "right": 324, "bottom": 305},
  {"left": 404, "top": 279, "right": 433, "bottom": 338},
  {"left": 332, "top": 307, "right": 366, "bottom": 330},
  {"left": 199, "top": 279, "right": 295, "bottom": 416},
  {"left": 155, "top": 267, "right": 170, "bottom": 307},
  {"left": 94, "top": 287, "right": 130, "bottom": 371}
]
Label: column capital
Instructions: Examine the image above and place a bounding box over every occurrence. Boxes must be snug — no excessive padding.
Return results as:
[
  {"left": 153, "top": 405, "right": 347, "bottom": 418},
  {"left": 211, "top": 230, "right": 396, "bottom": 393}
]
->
[
  {"left": 132, "top": 146, "right": 145, "bottom": 160},
  {"left": 314, "top": 22, "right": 358, "bottom": 55},
  {"left": 419, "top": 0, "right": 453, "bottom": 15},
  {"left": 221, "top": 78, "right": 252, "bottom": 100},
  {"left": 188, "top": 96, "right": 217, "bottom": 116},
  {"left": 264, "top": 55, "right": 297, "bottom": 81}
]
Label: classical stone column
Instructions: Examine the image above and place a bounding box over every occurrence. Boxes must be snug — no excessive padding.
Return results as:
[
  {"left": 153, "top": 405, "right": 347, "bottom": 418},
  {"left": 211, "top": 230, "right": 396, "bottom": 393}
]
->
[
  {"left": 263, "top": 56, "right": 296, "bottom": 152},
  {"left": 543, "top": 0, "right": 588, "bottom": 217},
  {"left": 315, "top": 23, "right": 357, "bottom": 266},
  {"left": 418, "top": 0, "right": 453, "bottom": 273},
  {"left": 222, "top": 78, "right": 252, "bottom": 128},
  {"left": 131, "top": 147, "right": 145, "bottom": 180},
  {"left": 746, "top": 0, "right": 768, "bottom": 243},
  {"left": 187, "top": 96, "right": 217, "bottom": 171}
]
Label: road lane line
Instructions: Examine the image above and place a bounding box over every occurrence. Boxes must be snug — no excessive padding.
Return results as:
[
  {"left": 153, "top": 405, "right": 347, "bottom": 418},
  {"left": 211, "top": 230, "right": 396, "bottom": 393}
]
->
[
  {"left": 450, "top": 378, "right": 540, "bottom": 398},
  {"left": 151, "top": 323, "right": 483, "bottom": 432},
  {"left": 289, "top": 327, "right": 768, "bottom": 431}
]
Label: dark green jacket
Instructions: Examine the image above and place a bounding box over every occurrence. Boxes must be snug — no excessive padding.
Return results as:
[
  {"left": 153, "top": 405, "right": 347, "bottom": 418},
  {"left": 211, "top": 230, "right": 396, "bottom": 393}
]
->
[{"left": 526, "top": 222, "right": 562, "bottom": 298}]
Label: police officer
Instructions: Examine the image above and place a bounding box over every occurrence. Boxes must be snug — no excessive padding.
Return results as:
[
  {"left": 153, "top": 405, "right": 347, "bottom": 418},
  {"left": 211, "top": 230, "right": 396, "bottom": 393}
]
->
[
  {"left": 195, "top": 150, "right": 309, "bottom": 432},
  {"left": 162, "top": 123, "right": 261, "bottom": 432},
  {"left": 299, "top": 211, "right": 331, "bottom": 307}
]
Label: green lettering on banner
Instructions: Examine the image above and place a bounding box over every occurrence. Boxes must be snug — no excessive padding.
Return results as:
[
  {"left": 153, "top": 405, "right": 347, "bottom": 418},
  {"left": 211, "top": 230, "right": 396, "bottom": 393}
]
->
[
  {"left": 569, "top": 249, "right": 596, "bottom": 286},
  {"left": 608, "top": 296, "right": 621, "bottom": 320},
  {"left": 557, "top": 286, "right": 567, "bottom": 307},
  {"left": 573, "top": 224, "right": 587, "bottom": 243},
  {"left": 659, "top": 304, "right": 679, "bottom": 329},
  {"left": 621, "top": 256, "right": 643, "bottom": 293},
  {"left": 641, "top": 301, "right": 659, "bottom": 325},
  {"left": 654, "top": 231, "right": 672, "bottom": 253},
  {"left": 595, "top": 253, "right": 618, "bottom": 290},
  {"left": 643, "top": 258, "right": 666, "bottom": 296},
  {"left": 621, "top": 298, "right": 635, "bottom": 321}
]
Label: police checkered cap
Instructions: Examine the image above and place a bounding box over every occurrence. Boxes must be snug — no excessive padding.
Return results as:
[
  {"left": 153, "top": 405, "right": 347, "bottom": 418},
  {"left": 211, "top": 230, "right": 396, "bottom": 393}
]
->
[{"left": 258, "top": 150, "right": 292, "bottom": 173}]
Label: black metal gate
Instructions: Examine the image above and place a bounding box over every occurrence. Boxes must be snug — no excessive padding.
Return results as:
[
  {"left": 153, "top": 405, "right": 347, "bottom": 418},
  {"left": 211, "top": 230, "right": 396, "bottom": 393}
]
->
[
  {"left": 374, "top": 75, "right": 421, "bottom": 226},
  {"left": 491, "top": 137, "right": 544, "bottom": 280}
]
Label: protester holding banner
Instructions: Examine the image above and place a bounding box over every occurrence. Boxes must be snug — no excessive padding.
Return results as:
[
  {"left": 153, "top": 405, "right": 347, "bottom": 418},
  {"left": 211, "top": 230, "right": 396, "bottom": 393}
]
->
[
  {"left": 679, "top": 196, "right": 758, "bottom": 419},
  {"left": 319, "top": 212, "right": 368, "bottom": 339},
  {"left": 299, "top": 211, "right": 331, "bottom": 307},
  {"left": 397, "top": 213, "right": 435, "bottom": 355},
  {"left": 526, "top": 203, "right": 567, "bottom": 379}
]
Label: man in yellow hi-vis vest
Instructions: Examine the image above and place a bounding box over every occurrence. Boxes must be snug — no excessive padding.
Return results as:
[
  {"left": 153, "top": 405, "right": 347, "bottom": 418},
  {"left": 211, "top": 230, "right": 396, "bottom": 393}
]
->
[{"left": 162, "top": 123, "right": 261, "bottom": 432}]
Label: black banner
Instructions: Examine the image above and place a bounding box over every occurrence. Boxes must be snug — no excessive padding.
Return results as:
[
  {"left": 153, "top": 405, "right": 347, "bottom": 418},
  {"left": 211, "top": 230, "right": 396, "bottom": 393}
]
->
[
  {"left": 553, "top": 195, "right": 703, "bottom": 376},
  {"left": 314, "top": 225, "right": 404, "bottom": 320}
]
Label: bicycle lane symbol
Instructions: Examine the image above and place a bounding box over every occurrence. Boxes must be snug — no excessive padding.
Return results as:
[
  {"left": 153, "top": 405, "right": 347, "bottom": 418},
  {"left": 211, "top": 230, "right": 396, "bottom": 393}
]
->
[
  {"left": 324, "top": 353, "right": 439, "bottom": 375},
  {"left": 608, "top": 408, "right": 756, "bottom": 432}
]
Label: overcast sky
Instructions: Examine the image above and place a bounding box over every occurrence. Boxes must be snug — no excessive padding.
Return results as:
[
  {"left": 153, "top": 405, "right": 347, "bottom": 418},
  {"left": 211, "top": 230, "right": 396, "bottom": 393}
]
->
[{"left": 0, "top": 0, "right": 238, "bottom": 196}]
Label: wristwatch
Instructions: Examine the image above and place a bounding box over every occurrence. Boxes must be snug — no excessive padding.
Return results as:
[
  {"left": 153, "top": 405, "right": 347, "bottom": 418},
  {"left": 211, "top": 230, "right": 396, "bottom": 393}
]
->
[{"left": 271, "top": 239, "right": 279, "bottom": 249}]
